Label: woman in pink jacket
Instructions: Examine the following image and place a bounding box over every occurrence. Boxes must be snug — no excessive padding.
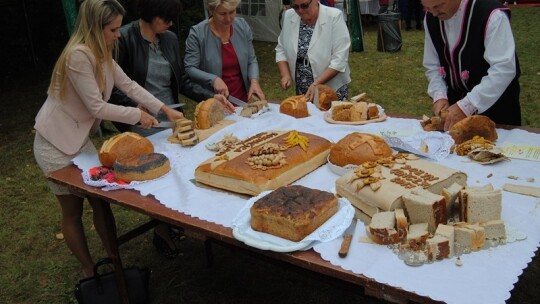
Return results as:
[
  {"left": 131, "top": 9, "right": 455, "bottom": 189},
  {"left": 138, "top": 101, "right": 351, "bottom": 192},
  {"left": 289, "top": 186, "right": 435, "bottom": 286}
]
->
[{"left": 33, "top": 0, "right": 183, "bottom": 277}]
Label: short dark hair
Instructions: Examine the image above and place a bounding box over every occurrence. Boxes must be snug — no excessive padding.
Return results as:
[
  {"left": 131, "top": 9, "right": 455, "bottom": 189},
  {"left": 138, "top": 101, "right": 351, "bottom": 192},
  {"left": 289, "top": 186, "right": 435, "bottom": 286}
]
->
[{"left": 138, "top": 0, "right": 180, "bottom": 23}]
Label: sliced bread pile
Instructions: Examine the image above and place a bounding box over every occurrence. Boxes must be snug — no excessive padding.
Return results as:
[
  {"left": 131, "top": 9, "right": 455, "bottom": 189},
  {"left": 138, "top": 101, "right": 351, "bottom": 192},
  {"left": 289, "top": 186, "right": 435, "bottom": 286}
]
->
[
  {"left": 365, "top": 183, "right": 506, "bottom": 262},
  {"left": 168, "top": 118, "right": 199, "bottom": 146}
]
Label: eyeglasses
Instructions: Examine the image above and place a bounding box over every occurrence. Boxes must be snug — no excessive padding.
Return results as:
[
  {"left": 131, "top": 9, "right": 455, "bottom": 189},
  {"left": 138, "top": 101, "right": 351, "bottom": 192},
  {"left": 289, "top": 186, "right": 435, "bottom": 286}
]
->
[{"left": 291, "top": 0, "right": 313, "bottom": 11}]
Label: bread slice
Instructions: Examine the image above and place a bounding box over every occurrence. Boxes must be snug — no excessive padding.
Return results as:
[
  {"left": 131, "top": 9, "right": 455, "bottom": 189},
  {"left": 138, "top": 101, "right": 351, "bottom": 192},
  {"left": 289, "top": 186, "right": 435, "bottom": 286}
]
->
[
  {"left": 366, "top": 211, "right": 401, "bottom": 245},
  {"left": 454, "top": 223, "right": 485, "bottom": 254},
  {"left": 480, "top": 219, "right": 506, "bottom": 241},
  {"left": 435, "top": 224, "right": 455, "bottom": 257},
  {"left": 403, "top": 189, "right": 447, "bottom": 233},
  {"left": 441, "top": 182, "right": 464, "bottom": 218},
  {"left": 459, "top": 186, "right": 502, "bottom": 224},
  {"left": 395, "top": 208, "right": 408, "bottom": 241},
  {"left": 427, "top": 235, "right": 451, "bottom": 261},
  {"left": 406, "top": 223, "right": 429, "bottom": 251}
]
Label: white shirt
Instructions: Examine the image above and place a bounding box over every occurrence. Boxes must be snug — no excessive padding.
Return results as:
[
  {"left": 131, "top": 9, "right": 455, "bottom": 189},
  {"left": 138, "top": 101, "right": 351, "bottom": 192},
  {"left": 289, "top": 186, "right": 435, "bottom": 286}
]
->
[{"left": 423, "top": 0, "right": 517, "bottom": 115}]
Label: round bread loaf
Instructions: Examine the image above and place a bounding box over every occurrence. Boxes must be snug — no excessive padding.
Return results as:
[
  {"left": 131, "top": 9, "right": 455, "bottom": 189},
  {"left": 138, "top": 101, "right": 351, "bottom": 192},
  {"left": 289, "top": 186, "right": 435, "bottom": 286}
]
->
[
  {"left": 329, "top": 132, "right": 393, "bottom": 166},
  {"left": 449, "top": 115, "right": 497, "bottom": 144},
  {"left": 280, "top": 95, "right": 309, "bottom": 118},
  {"left": 99, "top": 132, "right": 154, "bottom": 168},
  {"left": 113, "top": 153, "right": 170, "bottom": 182},
  {"left": 317, "top": 84, "right": 338, "bottom": 111},
  {"left": 194, "top": 98, "right": 225, "bottom": 129}
]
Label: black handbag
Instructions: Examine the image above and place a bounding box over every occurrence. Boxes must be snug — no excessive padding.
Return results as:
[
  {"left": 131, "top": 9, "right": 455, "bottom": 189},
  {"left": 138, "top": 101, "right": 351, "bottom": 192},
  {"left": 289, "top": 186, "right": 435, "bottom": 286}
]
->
[{"left": 74, "top": 258, "right": 151, "bottom": 304}]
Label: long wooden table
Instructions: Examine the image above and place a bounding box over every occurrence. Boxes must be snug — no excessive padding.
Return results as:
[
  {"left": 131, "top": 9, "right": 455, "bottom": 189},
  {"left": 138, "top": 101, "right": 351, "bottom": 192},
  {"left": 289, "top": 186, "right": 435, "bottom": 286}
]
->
[
  {"left": 47, "top": 115, "right": 539, "bottom": 304},
  {"left": 48, "top": 163, "right": 444, "bottom": 304}
]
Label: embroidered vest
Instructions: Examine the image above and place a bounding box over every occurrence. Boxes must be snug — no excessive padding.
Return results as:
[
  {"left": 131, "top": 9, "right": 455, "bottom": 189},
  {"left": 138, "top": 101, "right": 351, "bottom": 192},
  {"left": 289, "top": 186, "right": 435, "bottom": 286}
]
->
[{"left": 425, "top": 0, "right": 521, "bottom": 125}]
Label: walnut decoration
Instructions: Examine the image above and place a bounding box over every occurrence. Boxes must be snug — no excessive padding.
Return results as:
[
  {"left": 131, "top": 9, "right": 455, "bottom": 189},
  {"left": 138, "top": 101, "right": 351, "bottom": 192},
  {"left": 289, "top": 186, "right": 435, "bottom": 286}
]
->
[
  {"left": 452, "top": 136, "right": 495, "bottom": 156},
  {"left": 246, "top": 143, "right": 288, "bottom": 170},
  {"left": 283, "top": 130, "right": 310, "bottom": 151}
]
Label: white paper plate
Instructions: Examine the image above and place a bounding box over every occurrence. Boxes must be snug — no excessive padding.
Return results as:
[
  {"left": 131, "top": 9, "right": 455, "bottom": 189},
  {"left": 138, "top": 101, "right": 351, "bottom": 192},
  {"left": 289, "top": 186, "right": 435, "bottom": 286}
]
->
[
  {"left": 383, "top": 132, "right": 454, "bottom": 161},
  {"left": 326, "top": 155, "right": 358, "bottom": 176},
  {"left": 232, "top": 190, "right": 355, "bottom": 252}
]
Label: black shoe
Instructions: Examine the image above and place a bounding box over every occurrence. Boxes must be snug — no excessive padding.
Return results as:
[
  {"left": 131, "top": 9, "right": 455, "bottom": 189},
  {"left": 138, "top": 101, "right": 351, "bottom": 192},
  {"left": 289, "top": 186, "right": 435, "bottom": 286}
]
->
[{"left": 153, "top": 231, "right": 180, "bottom": 259}]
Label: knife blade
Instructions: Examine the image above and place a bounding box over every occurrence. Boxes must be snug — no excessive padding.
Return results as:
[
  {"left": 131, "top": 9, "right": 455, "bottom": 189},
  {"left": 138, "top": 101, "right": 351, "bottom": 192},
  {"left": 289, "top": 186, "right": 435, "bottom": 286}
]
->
[
  {"left": 338, "top": 218, "right": 357, "bottom": 258},
  {"left": 154, "top": 121, "right": 174, "bottom": 128},
  {"left": 228, "top": 95, "right": 248, "bottom": 107}
]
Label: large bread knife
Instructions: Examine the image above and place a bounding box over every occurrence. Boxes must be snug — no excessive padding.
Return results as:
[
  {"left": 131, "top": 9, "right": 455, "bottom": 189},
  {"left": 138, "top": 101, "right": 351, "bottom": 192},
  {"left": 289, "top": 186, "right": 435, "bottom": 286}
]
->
[
  {"left": 228, "top": 95, "right": 248, "bottom": 107},
  {"left": 338, "top": 217, "right": 357, "bottom": 258}
]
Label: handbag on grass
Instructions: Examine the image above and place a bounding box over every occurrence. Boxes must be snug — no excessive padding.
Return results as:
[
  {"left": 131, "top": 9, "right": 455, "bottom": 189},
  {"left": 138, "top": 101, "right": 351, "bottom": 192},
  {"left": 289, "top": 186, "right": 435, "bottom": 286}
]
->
[{"left": 74, "top": 258, "right": 151, "bottom": 304}]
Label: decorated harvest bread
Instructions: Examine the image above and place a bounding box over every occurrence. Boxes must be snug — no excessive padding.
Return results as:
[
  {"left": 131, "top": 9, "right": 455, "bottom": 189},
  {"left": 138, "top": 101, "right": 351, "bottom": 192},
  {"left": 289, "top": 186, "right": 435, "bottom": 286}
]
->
[
  {"left": 99, "top": 132, "right": 154, "bottom": 168},
  {"left": 329, "top": 133, "right": 393, "bottom": 167},
  {"left": 194, "top": 98, "right": 225, "bottom": 129},
  {"left": 113, "top": 152, "right": 170, "bottom": 182},
  {"left": 250, "top": 185, "right": 338, "bottom": 242},
  {"left": 449, "top": 115, "right": 497, "bottom": 144},
  {"left": 280, "top": 96, "right": 309, "bottom": 118},
  {"left": 335, "top": 154, "right": 467, "bottom": 217},
  {"left": 195, "top": 130, "right": 332, "bottom": 195},
  {"left": 316, "top": 84, "right": 338, "bottom": 111}
]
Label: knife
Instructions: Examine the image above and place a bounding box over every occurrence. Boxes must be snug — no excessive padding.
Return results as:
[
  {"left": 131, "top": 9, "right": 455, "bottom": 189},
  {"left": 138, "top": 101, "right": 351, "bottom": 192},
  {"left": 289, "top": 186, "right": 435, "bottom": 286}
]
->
[
  {"left": 154, "top": 121, "right": 174, "bottom": 128},
  {"left": 228, "top": 95, "right": 248, "bottom": 107},
  {"left": 338, "top": 217, "right": 357, "bottom": 258}
]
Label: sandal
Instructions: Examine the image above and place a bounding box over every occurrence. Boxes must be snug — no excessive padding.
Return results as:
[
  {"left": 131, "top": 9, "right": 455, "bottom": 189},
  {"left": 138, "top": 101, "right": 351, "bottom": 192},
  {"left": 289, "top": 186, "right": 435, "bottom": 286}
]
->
[{"left": 153, "top": 231, "right": 180, "bottom": 259}]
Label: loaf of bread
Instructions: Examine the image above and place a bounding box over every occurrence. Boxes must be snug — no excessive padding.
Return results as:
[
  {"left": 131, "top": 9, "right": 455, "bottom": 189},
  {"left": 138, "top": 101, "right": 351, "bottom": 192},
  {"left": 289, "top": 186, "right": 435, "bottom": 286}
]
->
[
  {"left": 113, "top": 153, "right": 170, "bottom": 182},
  {"left": 195, "top": 130, "right": 332, "bottom": 195},
  {"left": 280, "top": 96, "right": 309, "bottom": 118},
  {"left": 329, "top": 133, "right": 392, "bottom": 167},
  {"left": 194, "top": 98, "right": 225, "bottom": 129},
  {"left": 449, "top": 115, "right": 497, "bottom": 144},
  {"left": 350, "top": 102, "right": 368, "bottom": 122},
  {"left": 99, "top": 132, "right": 154, "bottom": 168},
  {"left": 316, "top": 84, "right": 338, "bottom": 111},
  {"left": 331, "top": 102, "right": 353, "bottom": 121},
  {"left": 240, "top": 100, "right": 268, "bottom": 117},
  {"left": 250, "top": 185, "right": 338, "bottom": 242},
  {"left": 366, "top": 211, "right": 401, "bottom": 245}
]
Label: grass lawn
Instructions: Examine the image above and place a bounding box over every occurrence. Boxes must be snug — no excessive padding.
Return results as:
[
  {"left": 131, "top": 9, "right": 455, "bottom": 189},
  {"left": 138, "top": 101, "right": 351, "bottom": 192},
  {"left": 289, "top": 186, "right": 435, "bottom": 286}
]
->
[{"left": 0, "top": 6, "right": 538, "bottom": 304}]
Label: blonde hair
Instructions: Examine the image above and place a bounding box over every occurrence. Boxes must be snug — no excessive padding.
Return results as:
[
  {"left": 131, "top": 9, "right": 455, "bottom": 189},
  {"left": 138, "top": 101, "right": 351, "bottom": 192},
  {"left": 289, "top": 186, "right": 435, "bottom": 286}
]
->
[
  {"left": 207, "top": 0, "right": 240, "bottom": 13},
  {"left": 48, "top": 0, "right": 125, "bottom": 100}
]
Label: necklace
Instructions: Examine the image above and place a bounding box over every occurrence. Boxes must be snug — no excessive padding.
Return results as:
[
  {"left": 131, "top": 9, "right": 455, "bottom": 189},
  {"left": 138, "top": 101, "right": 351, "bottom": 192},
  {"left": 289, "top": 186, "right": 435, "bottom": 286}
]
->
[{"left": 209, "top": 19, "right": 230, "bottom": 44}]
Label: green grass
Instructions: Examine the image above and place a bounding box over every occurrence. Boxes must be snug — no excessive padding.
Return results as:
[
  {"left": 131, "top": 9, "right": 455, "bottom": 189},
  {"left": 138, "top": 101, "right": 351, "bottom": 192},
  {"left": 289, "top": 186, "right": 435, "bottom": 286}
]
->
[{"left": 1, "top": 7, "right": 539, "bottom": 304}]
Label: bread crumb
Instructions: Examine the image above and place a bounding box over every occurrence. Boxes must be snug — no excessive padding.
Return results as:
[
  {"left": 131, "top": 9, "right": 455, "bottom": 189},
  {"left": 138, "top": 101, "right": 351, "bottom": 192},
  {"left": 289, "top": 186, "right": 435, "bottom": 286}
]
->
[
  {"left": 455, "top": 257, "right": 463, "bottom": 266},
  {"left": 508, "top": 176, "right": 519, "bottom": 180},
  {"left": 526, "top": 177, "right": 535, "bottom": 183},
  {"left": 487, "top": 173, "right": 493, "bottom": 178}
]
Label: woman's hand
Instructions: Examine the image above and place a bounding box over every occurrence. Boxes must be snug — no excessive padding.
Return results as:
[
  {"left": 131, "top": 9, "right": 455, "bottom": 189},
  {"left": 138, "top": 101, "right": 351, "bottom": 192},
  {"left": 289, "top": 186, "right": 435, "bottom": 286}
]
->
[
  {"left": 161, "top": 105, "right": 184, "bottom": 122},
  {"left": 304, "top": 82, "right": 318, "bottom": 102},
  {"left": 248, "top": 79, "right": 265, "bottom": 101},
  {"left": 213, "top": 94, "right": 236, "bottom": 114},
  {"left": 280, "top": 76, "right": 292, "bottom": 90},
  {"left": 443, "top": 104, "right": 466, "bottom": 131},
  {"left": 213, "top": 77, "right": 229, "bottom": 97},
  {"left": 138, "top": 110, "right": 159, "bottom": 129}
]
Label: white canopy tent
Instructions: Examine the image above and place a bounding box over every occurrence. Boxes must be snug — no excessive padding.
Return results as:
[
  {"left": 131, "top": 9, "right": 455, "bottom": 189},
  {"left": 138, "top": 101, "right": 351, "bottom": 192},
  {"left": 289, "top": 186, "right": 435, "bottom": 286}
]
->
[{"left": 202, "top": 0, "right": 282, "bottom": 42}]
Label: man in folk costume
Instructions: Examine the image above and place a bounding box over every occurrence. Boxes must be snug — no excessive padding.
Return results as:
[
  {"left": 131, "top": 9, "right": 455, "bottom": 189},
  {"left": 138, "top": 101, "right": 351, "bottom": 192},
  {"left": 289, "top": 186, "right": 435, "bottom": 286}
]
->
[{"left": 422, "top": 0, "right": 521, "bottom": 130}]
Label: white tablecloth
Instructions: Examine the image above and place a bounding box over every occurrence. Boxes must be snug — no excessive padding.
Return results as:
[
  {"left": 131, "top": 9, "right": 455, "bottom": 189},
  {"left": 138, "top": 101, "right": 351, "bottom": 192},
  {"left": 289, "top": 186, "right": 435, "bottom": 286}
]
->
[{"left": 73, "top": 103, "right": 540, "bottom": 304}]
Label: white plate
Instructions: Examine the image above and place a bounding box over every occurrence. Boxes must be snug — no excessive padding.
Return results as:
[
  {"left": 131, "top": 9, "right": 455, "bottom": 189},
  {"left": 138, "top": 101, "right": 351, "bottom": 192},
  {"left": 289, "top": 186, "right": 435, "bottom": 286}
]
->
[
  {"left": 232, "top": 190, "right": 355, "bottom": 252},
  {"left": 326, "top": 155, "right": 358, "bottom": 176}
]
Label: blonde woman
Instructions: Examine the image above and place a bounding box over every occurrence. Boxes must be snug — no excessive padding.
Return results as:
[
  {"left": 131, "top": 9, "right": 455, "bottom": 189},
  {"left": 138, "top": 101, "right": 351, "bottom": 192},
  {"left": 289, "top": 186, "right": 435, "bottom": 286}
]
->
[{"left": 33, "top": 0, "right": 183, "bottom": 277}]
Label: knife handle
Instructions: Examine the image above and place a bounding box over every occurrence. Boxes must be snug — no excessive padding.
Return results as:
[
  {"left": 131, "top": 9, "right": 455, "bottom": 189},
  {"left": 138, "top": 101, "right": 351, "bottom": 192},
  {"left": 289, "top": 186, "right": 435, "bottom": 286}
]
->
[{"left": 339, "top": 234, "right": 353, "bottom": 258}]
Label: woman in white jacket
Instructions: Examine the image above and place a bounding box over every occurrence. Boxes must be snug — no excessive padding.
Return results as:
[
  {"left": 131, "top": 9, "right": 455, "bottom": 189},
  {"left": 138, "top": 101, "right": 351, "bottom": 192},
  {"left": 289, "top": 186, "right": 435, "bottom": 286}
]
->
[{"left": 276, "top": 0, "right": 351, "bottom": 101}]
